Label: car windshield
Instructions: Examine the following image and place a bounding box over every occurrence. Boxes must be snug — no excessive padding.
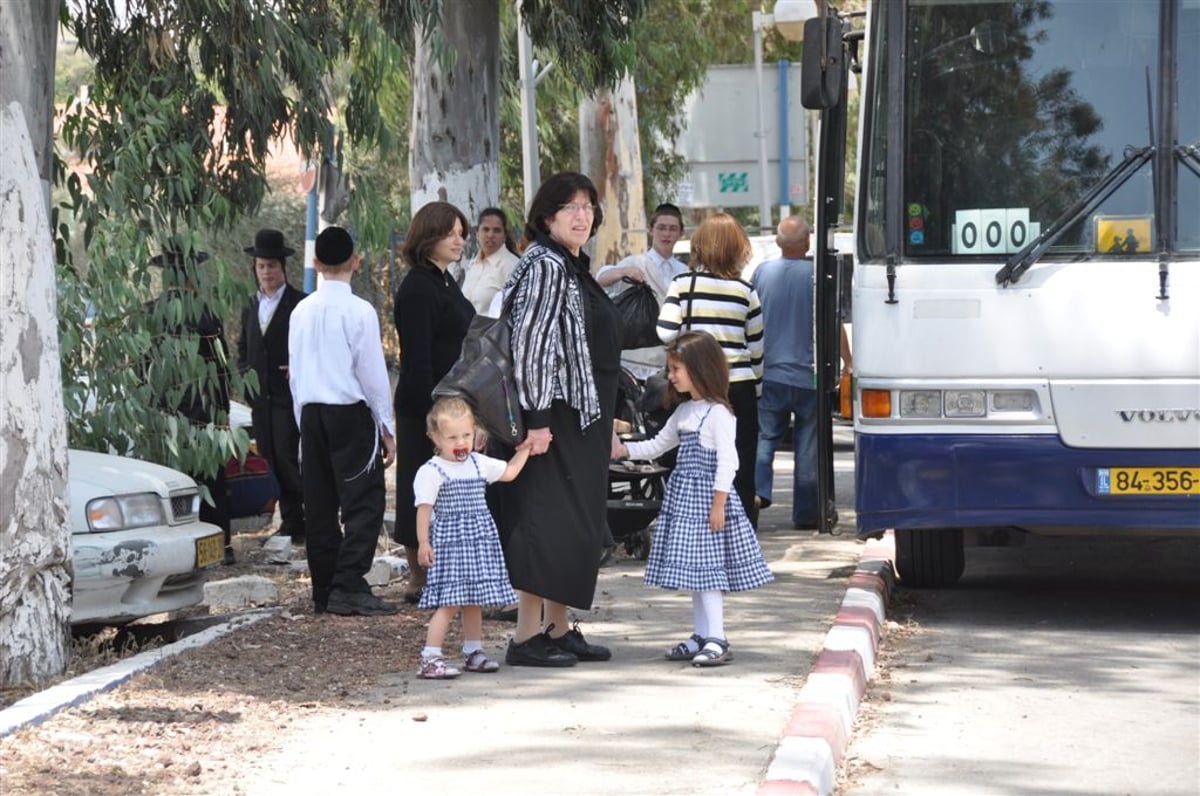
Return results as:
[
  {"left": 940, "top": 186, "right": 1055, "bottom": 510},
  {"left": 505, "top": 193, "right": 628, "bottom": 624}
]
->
[{"left": 866, "top": 0, "right": 1200, "bottom": 260}]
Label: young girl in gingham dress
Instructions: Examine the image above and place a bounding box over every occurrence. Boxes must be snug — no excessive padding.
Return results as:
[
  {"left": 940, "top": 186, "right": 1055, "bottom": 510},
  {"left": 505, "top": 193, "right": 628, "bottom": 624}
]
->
[
  {"left": 414, "top": 397, "right": 530, "bottom": 679},
  {"left": 612, "top": 331, "right": 773, "bottom": 666}
]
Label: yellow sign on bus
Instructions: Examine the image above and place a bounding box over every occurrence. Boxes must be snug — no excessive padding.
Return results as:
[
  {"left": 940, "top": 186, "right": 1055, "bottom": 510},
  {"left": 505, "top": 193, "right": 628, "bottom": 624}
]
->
[{"left": 1094, "top": 215, "right": 1153, "bottom": 254}]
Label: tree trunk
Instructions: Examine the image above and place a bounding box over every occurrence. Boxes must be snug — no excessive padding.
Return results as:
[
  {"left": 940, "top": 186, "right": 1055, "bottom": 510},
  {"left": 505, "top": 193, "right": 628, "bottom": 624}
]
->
[
  {"left": 409, "top": 0, "right": 501, "bottom": 220},
  {"left": 0, "top": 1, "right": 57, "bottom": 194},
  {"left": 0, "top": 101, "right": 72, "bottom": 687},
  {"left": 579, "top": 77, "right": 647, "bottom": 271}
]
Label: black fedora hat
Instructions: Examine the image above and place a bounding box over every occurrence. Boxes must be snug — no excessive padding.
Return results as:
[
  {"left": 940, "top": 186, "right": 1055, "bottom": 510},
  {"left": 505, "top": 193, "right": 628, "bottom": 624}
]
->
[{"left": 244, "top": 228, "right": 295, "bottom": 258}]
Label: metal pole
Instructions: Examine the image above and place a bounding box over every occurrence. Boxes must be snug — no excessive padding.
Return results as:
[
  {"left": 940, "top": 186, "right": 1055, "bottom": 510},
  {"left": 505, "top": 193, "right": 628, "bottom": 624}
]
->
[
  {"left": 777, "top": 59, "right": 792, "bottom": 217},
  {"left": 304, "top": 171, "right": 317, "bottom": 293},
  {"left": 753, "top": 11, "right": 773, "bottom": 233},
  {"left": 518, "top": 5, "right": 540, "bottom": 213}
]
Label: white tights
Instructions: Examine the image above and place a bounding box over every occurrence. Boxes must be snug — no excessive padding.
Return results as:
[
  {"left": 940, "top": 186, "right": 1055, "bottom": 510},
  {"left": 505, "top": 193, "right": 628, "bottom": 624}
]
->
[{"left": 691, "top": 590, "right": 725, "bottom": 641}]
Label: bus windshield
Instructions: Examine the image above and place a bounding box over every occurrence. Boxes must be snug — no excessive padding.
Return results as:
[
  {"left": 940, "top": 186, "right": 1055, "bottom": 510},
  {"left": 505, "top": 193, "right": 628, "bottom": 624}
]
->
[{"left": 864, "top": 0, "right": 1200, "bottom": 261}]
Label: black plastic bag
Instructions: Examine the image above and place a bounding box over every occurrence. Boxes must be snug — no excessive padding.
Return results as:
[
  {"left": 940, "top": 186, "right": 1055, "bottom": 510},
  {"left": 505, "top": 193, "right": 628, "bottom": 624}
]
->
[{"left": 613, "top": 278, "right": 661, "bottom": 350}]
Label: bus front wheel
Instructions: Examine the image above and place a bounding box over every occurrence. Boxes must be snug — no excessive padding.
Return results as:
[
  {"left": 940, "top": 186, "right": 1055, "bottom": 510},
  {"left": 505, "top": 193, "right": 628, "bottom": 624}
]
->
[{"left": 895, "top": 528, "right": 965, "bottom": 588}]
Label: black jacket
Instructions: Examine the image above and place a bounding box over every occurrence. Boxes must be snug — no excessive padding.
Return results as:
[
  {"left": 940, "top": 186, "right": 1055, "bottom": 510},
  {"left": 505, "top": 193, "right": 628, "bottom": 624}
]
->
[
  {"left": 238, "top": 283, "right": 306, "bottom": 409},
  {"left": 393, "top": 264, "right": 475, "bottom": 419}
]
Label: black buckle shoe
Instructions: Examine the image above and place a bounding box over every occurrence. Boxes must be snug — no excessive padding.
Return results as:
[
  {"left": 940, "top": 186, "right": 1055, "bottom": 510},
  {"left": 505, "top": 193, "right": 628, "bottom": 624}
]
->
[
  {"left": 550, "top": 622, "right": 612, "bottom": 661},
  {"left": 326, "top": 590, "right": 399, "bottom": 617},
  {"left": 505, "top": 631, "right": 578, "bottom": 667}
]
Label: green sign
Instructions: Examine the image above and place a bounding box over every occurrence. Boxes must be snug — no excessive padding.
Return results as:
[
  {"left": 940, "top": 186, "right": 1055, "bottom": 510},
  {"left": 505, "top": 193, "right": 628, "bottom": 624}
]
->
[{"left": 718, "top": 172, "right": 749, "bottom": 193}]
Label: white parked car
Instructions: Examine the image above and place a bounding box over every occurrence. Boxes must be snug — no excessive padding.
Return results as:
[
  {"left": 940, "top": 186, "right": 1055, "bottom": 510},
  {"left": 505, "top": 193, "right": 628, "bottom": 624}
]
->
[{"left": 69, "top": 449, "right": 224, "bottom": 625}]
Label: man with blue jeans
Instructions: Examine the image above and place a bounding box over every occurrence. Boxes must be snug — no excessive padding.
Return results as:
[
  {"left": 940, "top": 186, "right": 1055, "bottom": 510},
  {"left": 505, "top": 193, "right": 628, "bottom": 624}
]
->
[{"left": 752, "top": 216, "right": 820, "bottom": 528}]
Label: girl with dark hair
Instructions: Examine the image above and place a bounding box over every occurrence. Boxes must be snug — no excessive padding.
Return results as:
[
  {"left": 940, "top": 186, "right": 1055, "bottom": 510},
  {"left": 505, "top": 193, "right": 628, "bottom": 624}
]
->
[
  {"left": 611, "top": 331, "right": 774, "bottom": 667},
  {"left": 393, "top": 200, "right": 475, "bottom": 601},
  {"left": 462, "top": 207, "right": 519, "bottom": 317},
  {"left": 656, "top": 213, "right": 764, "bottom": 528},
  {"left": 499, "top": 171, "right": 621, "bottom": 667}
]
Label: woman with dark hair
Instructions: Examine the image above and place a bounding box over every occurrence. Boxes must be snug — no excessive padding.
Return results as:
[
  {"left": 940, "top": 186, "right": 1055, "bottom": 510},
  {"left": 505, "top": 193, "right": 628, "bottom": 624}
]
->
[
  {"left": 500, "top": 172, "right": 621, "bottom": 667},
  {"left": 462, "top": 207, "right": 519, "bottom": 317},
  {"left": 393, "top": 201, "right": 474, "bottom": 600}
]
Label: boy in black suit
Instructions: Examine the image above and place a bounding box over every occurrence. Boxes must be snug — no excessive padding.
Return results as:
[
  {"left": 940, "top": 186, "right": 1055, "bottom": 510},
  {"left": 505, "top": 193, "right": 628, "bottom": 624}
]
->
[{"left": 237, "top": 229, "right": 307, "bottom": 543}]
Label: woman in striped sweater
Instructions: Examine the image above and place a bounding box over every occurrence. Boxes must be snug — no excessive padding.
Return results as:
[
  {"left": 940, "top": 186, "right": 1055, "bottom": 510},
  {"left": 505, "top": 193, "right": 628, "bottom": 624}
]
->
[{"left": 657, "top": 213, "right": 764, "bottom": 528}]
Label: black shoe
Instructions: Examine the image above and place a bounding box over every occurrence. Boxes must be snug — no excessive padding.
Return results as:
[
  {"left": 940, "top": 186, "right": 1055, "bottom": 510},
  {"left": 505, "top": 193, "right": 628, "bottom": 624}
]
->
[
  {"left": 222, "top": 546, "right": 236, "bottom": 566},
  {"left": 326, "top": 590, "right": 399, "bottom": 617},
  {"left": 505, "top": 632, "right": 578, "bottom": 667},
  {"left": 550, "top": 623, "right": 612, "bottom": 661}
]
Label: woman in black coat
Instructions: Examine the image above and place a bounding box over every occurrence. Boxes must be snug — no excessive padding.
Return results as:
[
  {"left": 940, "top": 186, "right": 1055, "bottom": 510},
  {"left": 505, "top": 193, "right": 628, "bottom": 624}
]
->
[
  {"left": 393, "top": 202, "right": 474, "bottom": 600},
  {"left": 501, "top": 172, "right": 621, "bottom": 667}
]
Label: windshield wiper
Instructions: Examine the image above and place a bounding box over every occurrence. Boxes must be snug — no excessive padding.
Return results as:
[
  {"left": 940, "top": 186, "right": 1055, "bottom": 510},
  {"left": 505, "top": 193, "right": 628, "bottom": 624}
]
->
[{"left": 995, "top": 145, "right": 1155, "bottom": 286}]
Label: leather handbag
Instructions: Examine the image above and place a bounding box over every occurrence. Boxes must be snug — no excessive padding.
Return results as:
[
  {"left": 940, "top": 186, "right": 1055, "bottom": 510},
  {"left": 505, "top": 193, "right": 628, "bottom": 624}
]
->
[{"left": 432, "top": 289, "right": 525, "bottom": 447}]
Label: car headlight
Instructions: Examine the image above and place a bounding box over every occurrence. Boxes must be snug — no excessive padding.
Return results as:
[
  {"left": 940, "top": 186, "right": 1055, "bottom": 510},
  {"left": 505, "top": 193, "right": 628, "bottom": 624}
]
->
[{"left": 86, "top": 493, "right": 167, "bottom": 531}]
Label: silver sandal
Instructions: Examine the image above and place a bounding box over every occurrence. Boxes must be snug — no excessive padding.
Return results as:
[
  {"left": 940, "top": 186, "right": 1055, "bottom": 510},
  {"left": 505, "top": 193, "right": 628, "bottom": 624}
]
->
[
  {"left": 691, "top": 638, "right": 733, "bottom": 667},
  {"left": 666, "top": 633, "right": 705, "bottom": 661}
]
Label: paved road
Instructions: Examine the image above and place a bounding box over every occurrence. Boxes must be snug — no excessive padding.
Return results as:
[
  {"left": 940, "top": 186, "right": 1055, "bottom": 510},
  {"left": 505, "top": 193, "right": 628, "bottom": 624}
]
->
[{"left": 843, "top": 534, "right": 1200, "bottom": 796}]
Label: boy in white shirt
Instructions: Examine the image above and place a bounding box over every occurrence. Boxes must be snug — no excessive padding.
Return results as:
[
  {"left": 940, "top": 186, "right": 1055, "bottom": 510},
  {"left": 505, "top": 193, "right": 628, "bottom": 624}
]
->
[
  {"left": 596, "top": 203, "right": 688, "bottom": 379},
  {"left": 288, "top": 226, "right": 398, "bottom": 616}
]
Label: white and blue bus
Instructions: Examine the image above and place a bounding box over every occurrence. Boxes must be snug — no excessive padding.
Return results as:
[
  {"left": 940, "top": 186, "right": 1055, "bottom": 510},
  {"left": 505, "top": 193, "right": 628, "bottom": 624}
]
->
[{"left": 802, "top": 0, "right": 1199, "bottom": 585}]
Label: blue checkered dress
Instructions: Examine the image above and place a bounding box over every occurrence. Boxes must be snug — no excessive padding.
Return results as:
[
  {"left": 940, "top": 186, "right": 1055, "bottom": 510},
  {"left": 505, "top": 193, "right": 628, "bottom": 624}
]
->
[
  {"left": 418, "top": 455, "right": 518, "bottom": 609},
  {"left": 643, "top": 407, "right": 774, "bottom": 592}
]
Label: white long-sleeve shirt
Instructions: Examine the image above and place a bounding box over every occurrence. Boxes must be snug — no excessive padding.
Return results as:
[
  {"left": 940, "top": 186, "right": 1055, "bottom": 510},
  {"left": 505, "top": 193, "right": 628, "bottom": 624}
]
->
[
  {"left": 287, "top": 280, "right": 395, "bottom": 436},
  {"left": 624, "top": 399, "right": 738, "bottom": 493},
  {"left": 462, "top": 247, "right": 519, "bottom": 317}
]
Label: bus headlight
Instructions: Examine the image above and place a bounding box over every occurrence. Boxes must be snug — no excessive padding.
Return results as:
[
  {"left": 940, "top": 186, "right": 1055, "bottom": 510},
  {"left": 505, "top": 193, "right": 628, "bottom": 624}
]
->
[
  {"left": 899, "top": 390, "right": 943, "bottom": 418},
  {"left": 944, "top": 390, "right": 986, "bottom": 417},
  {"left": 990, "top": 390, "right": 1036, "bottom": 413}
]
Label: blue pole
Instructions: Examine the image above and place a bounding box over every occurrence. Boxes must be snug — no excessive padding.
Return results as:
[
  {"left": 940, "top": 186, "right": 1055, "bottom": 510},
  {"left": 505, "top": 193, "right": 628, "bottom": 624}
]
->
[
  {"left": 303, "top": 179, "right": 318, "bottom": 293},
  {"left": 777, "top": 59, "right": 790, "bottom": 207}
]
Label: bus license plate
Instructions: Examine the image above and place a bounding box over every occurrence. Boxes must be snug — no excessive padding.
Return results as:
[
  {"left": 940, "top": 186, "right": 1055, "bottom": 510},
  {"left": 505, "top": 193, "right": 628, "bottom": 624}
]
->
[
  {"left": 195, "top": 533, "right": 224, "bottom": 567},
  {"left": 1096, "top": 468, "right": 1200, "bottom": 495}
]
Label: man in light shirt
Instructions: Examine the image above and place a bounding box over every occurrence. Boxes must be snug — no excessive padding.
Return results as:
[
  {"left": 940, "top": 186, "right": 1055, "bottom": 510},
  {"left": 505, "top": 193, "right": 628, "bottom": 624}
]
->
[
  {"left": 288, "top": 226, "right": 398, "bottom": 617},
  {"left": 596, "top": 202, "right": 688, "bottom": 379},
  {"left": 461, "top": 207, "right": 520, "bottom": 317}
]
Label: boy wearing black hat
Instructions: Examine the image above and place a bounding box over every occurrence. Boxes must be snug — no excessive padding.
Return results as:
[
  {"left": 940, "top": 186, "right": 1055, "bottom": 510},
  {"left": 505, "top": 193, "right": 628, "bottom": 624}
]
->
[
  {"left": 288, "top": 226, "right": 398, "bottom": 616},
  {"left": 237, "top": 229, "right": 307, "bottom": 545}
]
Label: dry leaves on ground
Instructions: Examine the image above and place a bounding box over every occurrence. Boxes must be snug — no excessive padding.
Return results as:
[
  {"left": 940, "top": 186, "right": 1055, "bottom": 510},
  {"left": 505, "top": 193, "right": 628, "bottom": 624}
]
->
[{"left": 0, "top": 522, "right": 517, "bottom": 796}]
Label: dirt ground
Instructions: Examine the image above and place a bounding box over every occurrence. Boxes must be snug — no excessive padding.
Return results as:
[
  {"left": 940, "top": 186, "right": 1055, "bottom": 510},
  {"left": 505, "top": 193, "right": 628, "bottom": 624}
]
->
[{"left": 0, "top": 515, "right": 527, "bottom": 796}]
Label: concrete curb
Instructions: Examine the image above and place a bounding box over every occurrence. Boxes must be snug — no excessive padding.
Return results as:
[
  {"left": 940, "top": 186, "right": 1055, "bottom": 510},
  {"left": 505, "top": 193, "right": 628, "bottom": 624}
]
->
[
  {"left": 759, "top": 532, "right": 896, "bottom": 795},
  {"left": 0, "top": 609, "right": 277, "bottom": 739}
]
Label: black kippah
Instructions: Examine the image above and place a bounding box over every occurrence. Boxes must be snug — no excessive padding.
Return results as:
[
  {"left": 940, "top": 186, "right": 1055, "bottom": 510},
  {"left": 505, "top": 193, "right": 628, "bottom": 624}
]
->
[{"left": 315, "top": 227, "right": 354, "bottom": 266}]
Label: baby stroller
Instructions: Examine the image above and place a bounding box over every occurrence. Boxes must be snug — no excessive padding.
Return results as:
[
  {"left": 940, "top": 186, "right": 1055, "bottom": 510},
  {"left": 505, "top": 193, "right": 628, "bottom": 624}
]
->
[{"left": 608, "top": 368, "right": 673, "bottom": 559}]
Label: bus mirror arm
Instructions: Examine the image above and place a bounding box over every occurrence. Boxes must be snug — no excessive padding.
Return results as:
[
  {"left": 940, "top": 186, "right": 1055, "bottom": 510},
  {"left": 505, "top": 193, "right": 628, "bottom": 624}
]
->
[{"left": 995, "top": 145, "right": 1154, "bottom": 287}]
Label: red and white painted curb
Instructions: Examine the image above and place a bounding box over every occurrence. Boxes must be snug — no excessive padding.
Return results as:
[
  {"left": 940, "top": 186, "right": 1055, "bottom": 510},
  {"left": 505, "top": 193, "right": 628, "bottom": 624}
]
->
[{"left": 759, "top": 532, "right": 896, "bottom": 796}]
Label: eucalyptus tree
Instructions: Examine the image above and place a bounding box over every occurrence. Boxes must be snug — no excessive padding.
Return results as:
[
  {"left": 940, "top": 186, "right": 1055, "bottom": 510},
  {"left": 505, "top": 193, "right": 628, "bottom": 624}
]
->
[
  {"left": 0, "top": 0, "right": 71, "bottom": 686},
  {"left": 409, "top": 0, "right": 647, "bottom": 220}
]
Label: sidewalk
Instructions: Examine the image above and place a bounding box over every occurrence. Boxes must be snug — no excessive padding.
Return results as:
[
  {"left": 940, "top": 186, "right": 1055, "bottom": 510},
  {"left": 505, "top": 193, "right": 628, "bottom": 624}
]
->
[{"left": 233, "top": 506, "right": 872, "bottom": 796}]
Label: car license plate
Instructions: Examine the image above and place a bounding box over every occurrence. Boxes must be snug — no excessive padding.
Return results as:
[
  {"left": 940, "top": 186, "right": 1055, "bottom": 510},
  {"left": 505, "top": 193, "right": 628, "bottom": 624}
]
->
[
  {"left": 195, "top": 533, "right": 224, "bottom": 567},
  {"left": 1096, "top": 467, "right": 1200, "bottom": 495}
]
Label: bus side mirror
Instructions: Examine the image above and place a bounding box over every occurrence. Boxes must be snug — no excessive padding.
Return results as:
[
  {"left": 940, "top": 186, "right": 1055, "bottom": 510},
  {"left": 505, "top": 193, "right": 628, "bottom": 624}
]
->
[{"left": 801, "top": 16, "right": 845, "bottom": 110}]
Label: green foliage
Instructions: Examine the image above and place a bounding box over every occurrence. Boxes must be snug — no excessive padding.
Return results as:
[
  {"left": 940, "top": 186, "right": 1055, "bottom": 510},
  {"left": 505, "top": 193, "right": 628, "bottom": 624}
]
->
[
  {"left": 520, "top": 0, "right": 648, "bottom": 92},
  {"left": 48, "top": 0, "right": 667, "bottom": 481}
]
